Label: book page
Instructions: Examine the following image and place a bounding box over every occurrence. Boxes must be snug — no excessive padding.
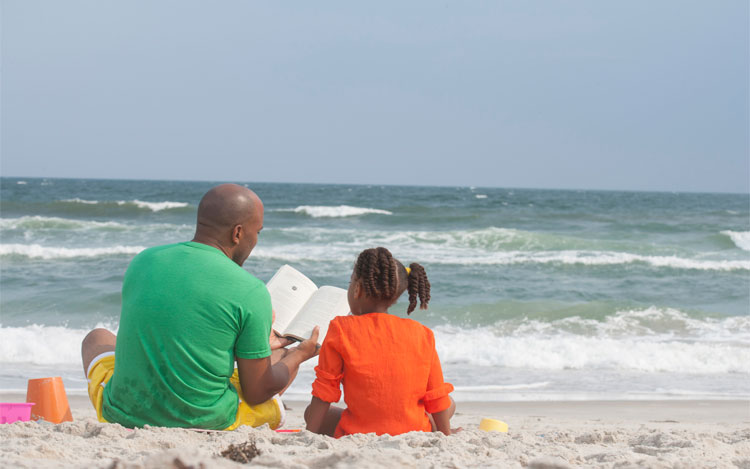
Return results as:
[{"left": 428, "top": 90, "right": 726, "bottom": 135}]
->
[
  {"left": 266, "top": 265, "right": 318, "bottom": 336},
  {"left": 283, "top": 286, "right": 350, "bottom": 344}
]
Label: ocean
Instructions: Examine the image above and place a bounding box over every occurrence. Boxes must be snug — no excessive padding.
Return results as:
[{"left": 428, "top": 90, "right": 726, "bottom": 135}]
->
[{"left": 1, "top": 177, "right": 748, "bottom": 402}]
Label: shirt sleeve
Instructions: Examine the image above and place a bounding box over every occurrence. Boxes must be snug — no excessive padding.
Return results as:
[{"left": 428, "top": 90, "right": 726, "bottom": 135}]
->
[
  {"left": 423, "top": 328, "right": 454, "bottom": 414},
  {"left": 311, "top": 319, "right": 344, "bottom": 403},
  {"left": 234, "top": 283, "right": 273, "bottom": 360}
]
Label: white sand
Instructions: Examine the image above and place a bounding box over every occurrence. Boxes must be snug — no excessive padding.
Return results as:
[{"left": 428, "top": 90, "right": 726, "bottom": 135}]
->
[{"left": 1, "top": 394, "right": 748, "bottom": 468}]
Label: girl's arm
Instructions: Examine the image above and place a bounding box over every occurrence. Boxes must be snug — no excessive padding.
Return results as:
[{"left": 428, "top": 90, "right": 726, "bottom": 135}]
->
[
  {"left": 424, "top": 329, "right": 456, "bottom": 435},
  {"left": 429, "top": 396, "right": 456, "bottom": 435},
  {"left": 304, "top": 396, "right": 332, "bottom": 434}
]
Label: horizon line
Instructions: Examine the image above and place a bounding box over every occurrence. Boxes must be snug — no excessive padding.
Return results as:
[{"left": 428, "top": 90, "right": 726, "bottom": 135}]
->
[{"left": 1, "top": 175, "right": 748, "bottom": 196}]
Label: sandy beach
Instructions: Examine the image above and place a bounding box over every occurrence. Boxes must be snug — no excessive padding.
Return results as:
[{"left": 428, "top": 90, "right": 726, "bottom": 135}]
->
[
  {"left": 3, "top": 0, "right": 749, "bottom": 466},
  {"left": 1, "top": 393, "right": 748, "bottom": 468}
]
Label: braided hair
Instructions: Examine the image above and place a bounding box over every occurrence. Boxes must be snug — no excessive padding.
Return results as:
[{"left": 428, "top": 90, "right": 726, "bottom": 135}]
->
[{"left": 353, "top": 247, "right": 431, "bottom": 314}]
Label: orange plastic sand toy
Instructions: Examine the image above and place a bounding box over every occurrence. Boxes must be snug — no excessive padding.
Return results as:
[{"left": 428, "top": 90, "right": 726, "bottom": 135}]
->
[{"left": 26, "top": 377, "right": 73, "bottom": 424}]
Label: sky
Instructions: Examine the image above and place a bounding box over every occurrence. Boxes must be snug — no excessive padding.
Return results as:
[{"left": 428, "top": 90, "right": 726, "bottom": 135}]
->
[{"left": 1, "top": 1, "right": 748, "bottom": 193}]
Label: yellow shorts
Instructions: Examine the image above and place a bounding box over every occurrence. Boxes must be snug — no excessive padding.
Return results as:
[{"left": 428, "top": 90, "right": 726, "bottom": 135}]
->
[{"left": 86, "top": 352, "right": 284, "bottom": 430}]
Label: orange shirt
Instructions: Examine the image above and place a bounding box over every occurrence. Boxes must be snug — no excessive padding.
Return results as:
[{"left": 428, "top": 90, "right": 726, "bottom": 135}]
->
[{"left": 312, "top": 313, "right": 453, "bottom": 437}]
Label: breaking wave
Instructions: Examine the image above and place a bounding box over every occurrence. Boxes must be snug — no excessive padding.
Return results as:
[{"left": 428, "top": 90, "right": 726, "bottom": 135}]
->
[
  {"left": 435, "top": 308, "right": 750, "bottom": 374},
  {"left": 61, "top": 199, "right": 190, "bottom": 212},
  {"left": 0, "top": 244, "right": 145, "bottom": 259},
  {"left": 722, "top": 230, "right": 750, "bottom": 251},
  {"left": 275, "top": 205, "right": 393, "bottom": 218}
]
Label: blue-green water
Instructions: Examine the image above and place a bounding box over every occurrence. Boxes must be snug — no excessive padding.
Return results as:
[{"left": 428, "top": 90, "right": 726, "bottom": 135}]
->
[{"left": 1, "top": 177, "right": 748, "bottom": 400}]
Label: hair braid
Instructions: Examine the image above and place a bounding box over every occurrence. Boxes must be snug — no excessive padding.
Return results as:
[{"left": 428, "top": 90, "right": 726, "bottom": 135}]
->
[
  {"left": 406, "top": 262, "right": 430, "bottom": 314},
  {"left": 384, "top": 250, "right": 399, "bottom": 299},
  {"left": 353, "top": 248, "right": 431, "bottom": 314},
  {"left": 355, "top": 247, "right": 399, "bottom": 300},
  {"left": 355, "top": 249, "right": 377, "bottom": 297}
]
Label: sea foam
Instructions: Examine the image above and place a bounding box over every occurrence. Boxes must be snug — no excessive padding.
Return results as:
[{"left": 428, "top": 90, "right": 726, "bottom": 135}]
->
[
  {"left": 453, "top": 382, "right": 551, "bottom": 392},
  {"left": 434, "top": 308, "right": 750, "bottom": 374},
  {"left": 62, "top": 198, "right": 99, "bottom": 204},
  {"left": 61, "top": 198, "right": 189, "bottom": 211},
  {"left": 258, "top": 226, "right": 749, "bottom": 271},
  {"left": 492, "top": 307, "right": 750, "bottom": 342},
  {"left": 0, "top": 216, "right": 127, "bottom": 230},
  {"left": 0, "top": 216, "right": 190, "bottom": 233},
  {"left": 485, "top": 251, "right": 750, "bottom": 271},
  {"left": 0, "top": 324, "right": 115, "bottom": 365},
  {"left": 255, "top": 243, "right": 750, "bottom": 272},
  {"left": 3, "top": 309, "right": 746, "bottom": 377},
  {"left": 0, "top": 244, "right": 145, "bottom": 259},
  {"left": 436, "top": 328, "right": 750, "bottom": 374},
  {"left": 277, "top": 205, "right": 393, "bottom": 218},
  {"left": 722, "top": 230, "right": 750, "bottom": 251},
  {"left": 121, "top": 200, "right": 189, "bottom": 212}
]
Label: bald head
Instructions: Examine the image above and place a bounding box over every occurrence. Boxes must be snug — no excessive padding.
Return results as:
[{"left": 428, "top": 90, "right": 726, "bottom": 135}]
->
[
  {"left": 193, "top": 184, "right": 264, "bottom": 265},
  {"left": 196, "top": 184, "right": 260, "bottom": 232}
]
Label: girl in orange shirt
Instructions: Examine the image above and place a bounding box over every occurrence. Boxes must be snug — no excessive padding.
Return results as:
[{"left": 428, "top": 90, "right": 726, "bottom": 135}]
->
[{"left": 304, "top": 247, "right": 456, "bottom": 437}]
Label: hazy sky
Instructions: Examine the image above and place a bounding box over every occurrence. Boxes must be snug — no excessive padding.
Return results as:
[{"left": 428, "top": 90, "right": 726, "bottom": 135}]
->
[{"left": 2, "top": 1, "right": 748, "bottom": 193}]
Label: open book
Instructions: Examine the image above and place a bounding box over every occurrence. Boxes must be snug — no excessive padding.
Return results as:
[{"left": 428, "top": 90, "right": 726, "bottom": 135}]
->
[{"left": 266, "top": 264, "right": 350, "bottom": 344}]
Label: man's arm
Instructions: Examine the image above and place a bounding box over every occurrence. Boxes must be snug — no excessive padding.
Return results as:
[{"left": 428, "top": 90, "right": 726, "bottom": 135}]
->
[{"left": 237, "top": 327, "right": 319, "bottom": 405}]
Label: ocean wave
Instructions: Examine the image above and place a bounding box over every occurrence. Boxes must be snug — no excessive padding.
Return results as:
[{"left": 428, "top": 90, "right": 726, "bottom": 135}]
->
[
  {"left": 121, "top": 200, "right": 189, "bottom": 211},
  {"left": 0, "top": 243, "right": 145, "bottom": 259},
  {"left": 486, "top": 307, "right": 750, "bottom": 341},
  {"left": 453, "top": 382, "right": 550, "bottom": 392},
  {"left": 0, "top": 324, "right": 116, "bottom": 365},
  {"left": 721, "top": 230, "right": 750, "bottom": 251},
  {"left": 61, "top": 198, "right": 190, "bottom": 212},
  {"left": 255, "top": 243, "right": 750, "bottom": 272},
  {"left": 62, "top": 198, "right": 99, "bottom": 205},
  {"left": 0, "top": 216, "right": 127, "bottom": 231},
  {"left": 479, "top": 251, "right": 750, "bottom": 271},
  {"left": 0, "top": 216, "right": 190, "bottom": 233},
  {"left": 275, "top": 205, "right": 393, "bottom": 218},
  {"left": 3, "top": 311, "right": 748, "bottom": 375},
  {"left": 434, "top": 314, "right": 750, "bottom": 374},
  {"left": 266, "top": 226, "right": 692, "bottom": 257},
  {"left": 263, "top": 226, "right": 593, "bottom": 253}
]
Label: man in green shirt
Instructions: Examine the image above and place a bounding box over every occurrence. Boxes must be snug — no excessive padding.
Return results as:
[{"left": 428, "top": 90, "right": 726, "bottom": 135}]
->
[{"left": 81, "top": 184, "right": 319, "bottom": 429}]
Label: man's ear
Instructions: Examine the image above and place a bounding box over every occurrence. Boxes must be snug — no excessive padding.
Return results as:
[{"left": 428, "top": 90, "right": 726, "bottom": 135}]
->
[{"left": 231, "top": 224, "right": 243, "bottom": 245}]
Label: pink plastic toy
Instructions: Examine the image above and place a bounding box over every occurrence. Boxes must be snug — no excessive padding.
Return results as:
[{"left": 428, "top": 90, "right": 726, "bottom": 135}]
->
[{"left": 0, "top": 402, "right": 35, "bottom": 424}]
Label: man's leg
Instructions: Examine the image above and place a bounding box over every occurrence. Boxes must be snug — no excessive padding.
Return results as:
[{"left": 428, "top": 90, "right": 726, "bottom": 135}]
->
[{"left": 81, "top": 328, "right": 116, "bottom": 375}]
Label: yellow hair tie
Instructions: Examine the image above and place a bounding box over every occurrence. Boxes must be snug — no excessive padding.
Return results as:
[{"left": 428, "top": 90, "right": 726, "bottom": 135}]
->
[{"left": 405, "top": 267, "right": 411, "bottom": 276}]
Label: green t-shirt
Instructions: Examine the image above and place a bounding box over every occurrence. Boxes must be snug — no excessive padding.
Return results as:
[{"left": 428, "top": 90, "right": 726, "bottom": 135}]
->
[{"left": 102, "top": 242, "right": 272, "bottom": 429}]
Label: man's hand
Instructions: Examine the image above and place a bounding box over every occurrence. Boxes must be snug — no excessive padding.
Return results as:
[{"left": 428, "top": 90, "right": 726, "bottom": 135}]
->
[
  {"left": 237, "top": 326, "right": 322, "bottom": 404},
  {"left": 269, "top": 309, "right": 294, "bottom": 350},
  {"left": 270, "top": 331, "right": 293, "bottom": 350},
  {"left": 296, "top": 326, "right": 320, "bottom": 360}
]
